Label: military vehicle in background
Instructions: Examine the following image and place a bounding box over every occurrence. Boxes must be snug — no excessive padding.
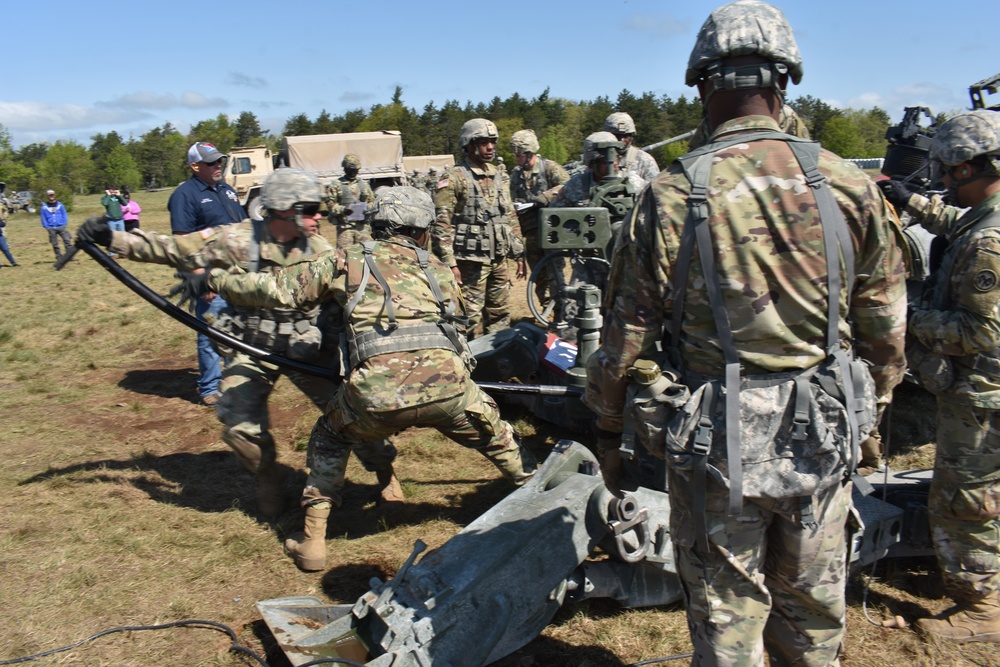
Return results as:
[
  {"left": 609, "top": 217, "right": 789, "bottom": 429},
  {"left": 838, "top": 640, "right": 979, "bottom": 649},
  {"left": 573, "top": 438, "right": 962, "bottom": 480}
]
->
[{"left": 225, "top": 131, "right": 407, "bottom": 220}]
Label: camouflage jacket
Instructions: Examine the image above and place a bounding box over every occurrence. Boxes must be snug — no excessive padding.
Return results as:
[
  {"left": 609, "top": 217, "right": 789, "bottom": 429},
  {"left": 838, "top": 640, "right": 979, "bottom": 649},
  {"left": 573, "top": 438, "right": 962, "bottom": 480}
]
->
[
  {"left": 109, "top": 219, "right": 333, "bottom": 328},
  {"left": 207, "top": 234, "right": 470, "bottom": 410},
  {"left": 584, "top": 115, "right": 908, "bottom": 430},
  {"left": 620, "top": 145, "right": 660, "bottom": 184},
  {"left": 325, "top": 176, "right": 375, "bottom": 224},
  {"left": 432, "top": 158, "right": 524, "bottom": 267},
  {"left": 904, "top": 192, "right": 967, "bottom": 232},
  {"left": 509, "top": 157, "right": 570, "bottom": 230},
  {"left": 909, "top": 190, "right": 1000, "bottom": 408}
]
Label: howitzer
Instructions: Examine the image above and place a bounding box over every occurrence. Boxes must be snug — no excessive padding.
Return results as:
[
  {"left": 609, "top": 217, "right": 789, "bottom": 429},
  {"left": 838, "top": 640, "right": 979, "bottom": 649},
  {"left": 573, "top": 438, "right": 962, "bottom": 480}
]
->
[{"left": 640, "top": 129, "right": 696, "bottom": 153}]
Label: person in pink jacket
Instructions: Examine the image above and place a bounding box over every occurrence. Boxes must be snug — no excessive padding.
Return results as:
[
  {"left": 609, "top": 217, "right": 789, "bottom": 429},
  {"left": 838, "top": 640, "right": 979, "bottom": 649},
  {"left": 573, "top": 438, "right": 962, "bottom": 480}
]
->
[{"left": 121, "top": 189, "right": 141, "bottom": 232}]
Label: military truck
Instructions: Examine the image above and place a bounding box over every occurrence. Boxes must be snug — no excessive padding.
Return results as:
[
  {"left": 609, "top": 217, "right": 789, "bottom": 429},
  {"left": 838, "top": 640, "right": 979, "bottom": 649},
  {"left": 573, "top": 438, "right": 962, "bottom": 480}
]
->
[{"left": 225, "top": 131, "right": 406, "bottom": 220}]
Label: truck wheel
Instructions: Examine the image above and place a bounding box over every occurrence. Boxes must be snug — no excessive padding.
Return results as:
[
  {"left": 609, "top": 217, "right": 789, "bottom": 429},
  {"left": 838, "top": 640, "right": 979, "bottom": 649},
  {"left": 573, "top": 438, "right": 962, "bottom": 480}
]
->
[{"left": 247, "top": 196, "right": 265, "bottom": 221}]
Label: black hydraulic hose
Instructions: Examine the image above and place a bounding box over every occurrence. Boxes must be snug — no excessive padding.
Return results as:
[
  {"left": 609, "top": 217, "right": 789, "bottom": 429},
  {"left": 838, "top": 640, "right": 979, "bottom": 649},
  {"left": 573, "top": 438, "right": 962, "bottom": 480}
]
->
[
  {"left": 69, "top": 240, "right": 336, "bottom": 378},
  {"left": 68, "top": 240, "right": 582, "bottom": 398}
]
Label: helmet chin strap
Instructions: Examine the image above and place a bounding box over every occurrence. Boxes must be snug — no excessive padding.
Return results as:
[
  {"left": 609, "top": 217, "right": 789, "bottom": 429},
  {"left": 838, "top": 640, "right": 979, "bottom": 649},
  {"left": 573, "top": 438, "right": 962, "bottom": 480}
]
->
[{"left": 702, "top": 61, "right": 788, "bottom": 106}]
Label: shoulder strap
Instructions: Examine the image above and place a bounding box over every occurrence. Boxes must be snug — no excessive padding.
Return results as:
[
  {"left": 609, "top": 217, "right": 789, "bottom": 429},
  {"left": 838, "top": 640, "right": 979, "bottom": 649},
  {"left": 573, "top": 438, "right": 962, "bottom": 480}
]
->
[
  {"left": 248, "top": 219, "right": 264, "bottom": 273},
  {"left": 671, "top": 132, "right": 856, "bottom": 518},
  {"left": 344, "top": 241, "right": 396, "bottom": 329}
]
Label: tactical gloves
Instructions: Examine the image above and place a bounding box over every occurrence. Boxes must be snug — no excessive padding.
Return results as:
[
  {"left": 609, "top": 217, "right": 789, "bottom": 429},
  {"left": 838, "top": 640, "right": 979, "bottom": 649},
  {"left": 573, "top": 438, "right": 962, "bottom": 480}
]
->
[
  {"left": 877, "top": 179, "right": 915, "bottom": 211},
  {"left": 76, "top": 216, "right": 112, "bottom": 247},
  {"left": 169, "top": 270, "right": 213, "bottom": 310}
]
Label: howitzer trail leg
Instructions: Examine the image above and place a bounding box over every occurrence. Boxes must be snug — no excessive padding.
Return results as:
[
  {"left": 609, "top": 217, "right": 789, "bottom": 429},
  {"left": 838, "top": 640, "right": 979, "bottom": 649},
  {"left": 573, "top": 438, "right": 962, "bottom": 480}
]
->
[{"left": 285, "top": 502, "right": 331, "bottom": 572}]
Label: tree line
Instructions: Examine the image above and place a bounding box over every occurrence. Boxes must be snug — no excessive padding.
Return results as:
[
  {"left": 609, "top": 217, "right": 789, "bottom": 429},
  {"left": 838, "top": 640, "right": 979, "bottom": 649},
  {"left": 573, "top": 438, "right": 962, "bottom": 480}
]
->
[{"left": 0, "top": 86, "right": 898, "bottom": 211}]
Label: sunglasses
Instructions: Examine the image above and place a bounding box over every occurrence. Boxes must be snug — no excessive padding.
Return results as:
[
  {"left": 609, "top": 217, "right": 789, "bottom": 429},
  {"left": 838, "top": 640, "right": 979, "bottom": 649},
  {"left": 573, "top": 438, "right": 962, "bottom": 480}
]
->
[{"left": 295, "top": 203, "right": 321, "bottom": 216}]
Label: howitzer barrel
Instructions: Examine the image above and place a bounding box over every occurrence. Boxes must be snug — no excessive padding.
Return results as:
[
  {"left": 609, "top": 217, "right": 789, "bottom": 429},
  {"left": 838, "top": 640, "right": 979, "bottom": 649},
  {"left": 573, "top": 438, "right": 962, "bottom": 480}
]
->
[{"left": 641, "top": 130, "right": 696, "bottom": 153}]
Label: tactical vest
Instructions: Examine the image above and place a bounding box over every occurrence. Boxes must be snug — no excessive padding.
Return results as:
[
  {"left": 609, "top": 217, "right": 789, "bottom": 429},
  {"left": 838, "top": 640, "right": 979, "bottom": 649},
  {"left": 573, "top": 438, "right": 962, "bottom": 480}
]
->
[
  {"left": 342, "top": 240, "right": 473, "bottom": 374},
  {"left": 213, "top": 219, "right": 324, "bottom": 360},
  {"left": 512, "top": 158, "right": 551, "bottom": 200},
  {"left": 453, "top": 164, "right": 511, "bottom": 262}
]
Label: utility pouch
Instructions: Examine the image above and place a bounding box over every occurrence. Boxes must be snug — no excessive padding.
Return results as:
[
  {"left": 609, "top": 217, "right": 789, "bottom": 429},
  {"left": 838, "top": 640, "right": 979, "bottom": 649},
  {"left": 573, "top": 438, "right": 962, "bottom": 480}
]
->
[
  {"left": 663, "top": 355, "right": 876, "bottom": 500},
  {"left": 287, "top": 319, "right": 323, "bottom": 361},
  {"left": 625, "top": 360, "right": 691, "bottom": 460}
]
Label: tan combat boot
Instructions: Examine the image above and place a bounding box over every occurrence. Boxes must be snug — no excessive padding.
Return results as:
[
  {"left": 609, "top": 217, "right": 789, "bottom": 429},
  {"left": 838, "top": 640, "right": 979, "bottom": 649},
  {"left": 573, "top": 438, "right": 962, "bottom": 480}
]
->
[
  {"left": 376, "top": 468, "right": 405, "bottom": 507},
  {"left": 917, "top": 596, "right": 1000, "bottom": 643},
  {"left": 284, "top": 503, "right": 331, "bottom": 572},
  {"left": 856, "top": 434, "right": 883, "bottom": 477}
]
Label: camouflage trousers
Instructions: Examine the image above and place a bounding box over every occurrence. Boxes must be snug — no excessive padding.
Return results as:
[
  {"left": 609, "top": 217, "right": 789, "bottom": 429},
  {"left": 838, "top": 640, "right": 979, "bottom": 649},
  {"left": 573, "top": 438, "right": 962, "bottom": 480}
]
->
[
  {"left": 302, "top": 380, "right": 535, "bottom": 507},
  {"left": 929, "top": 397, "right": 1000, "bottom": 604},
  {"left": 458, "top": 258, "right": 510, "bottom": 338},
  {"left": 668, "top": 468, "right": 853, "bottom": 667},
  {"left": 217, "top": 351, "right": 394, "bottom": 481}
]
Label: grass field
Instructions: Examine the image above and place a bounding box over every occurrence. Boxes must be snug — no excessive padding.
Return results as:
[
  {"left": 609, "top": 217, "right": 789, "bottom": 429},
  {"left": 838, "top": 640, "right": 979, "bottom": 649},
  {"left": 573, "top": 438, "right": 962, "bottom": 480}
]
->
[{"left": 0, "top": 191, "right": 997, "bottom": 666}]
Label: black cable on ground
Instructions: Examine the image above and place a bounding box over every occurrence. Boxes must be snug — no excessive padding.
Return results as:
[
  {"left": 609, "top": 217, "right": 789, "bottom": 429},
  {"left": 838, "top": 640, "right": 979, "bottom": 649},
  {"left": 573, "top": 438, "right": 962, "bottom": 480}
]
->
[{"left": 0, "top": 619, "right": 269, "bottom": 666}]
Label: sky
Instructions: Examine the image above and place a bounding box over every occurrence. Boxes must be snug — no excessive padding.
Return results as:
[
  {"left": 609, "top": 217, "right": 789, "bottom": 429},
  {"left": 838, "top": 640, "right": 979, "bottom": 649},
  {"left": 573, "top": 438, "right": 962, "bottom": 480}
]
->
[{"left": 3, "top": 0, "right": 998, "bottom": 149}]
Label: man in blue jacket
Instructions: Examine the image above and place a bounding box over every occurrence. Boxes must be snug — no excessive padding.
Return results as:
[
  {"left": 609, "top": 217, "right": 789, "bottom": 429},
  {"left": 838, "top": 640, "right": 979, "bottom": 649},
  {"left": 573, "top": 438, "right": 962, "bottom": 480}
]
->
[{"left": 40, "top": 189, "right": 72, "bottom": 262}]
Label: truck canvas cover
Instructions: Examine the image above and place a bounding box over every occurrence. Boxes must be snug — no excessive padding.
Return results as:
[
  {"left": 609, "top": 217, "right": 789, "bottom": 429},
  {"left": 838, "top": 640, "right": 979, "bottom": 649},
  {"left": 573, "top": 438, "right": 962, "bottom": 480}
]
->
[
  {"left": 403, "top": 155, "right": 455, "bottom": 173},
  {"left": 283, "top": 131, "right": 405, "bottom": 180}
]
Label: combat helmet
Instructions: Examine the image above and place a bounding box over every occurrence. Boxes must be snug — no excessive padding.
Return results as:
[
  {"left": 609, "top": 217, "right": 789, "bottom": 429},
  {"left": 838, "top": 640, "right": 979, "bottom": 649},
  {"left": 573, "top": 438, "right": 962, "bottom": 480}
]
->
[
  {"left": 261, "top": 168, "right": 323, "bottom": 211},
  {"left": 510, "top": 129, "right": 540, "bottom": 155},
  {"left": 604, "top": 112, "right": 636, "bottom": 135},
  {"left": 686, "top": 0, "right": 802, "bottom": 100},
  {"left": 459, "top": 118, "right": 499, "bottom": 148},
  {"left": 582, "top": 131, "right": 622, "bottom": 164},
  {"left": 370, "top": 185, "right": 434, "bottom": 238},
  {"left": 342, "top": 153, "right": 362, "bottom": 170},
  {"left": 930, "top": 110, "right": 1000, "bottom": 169}
]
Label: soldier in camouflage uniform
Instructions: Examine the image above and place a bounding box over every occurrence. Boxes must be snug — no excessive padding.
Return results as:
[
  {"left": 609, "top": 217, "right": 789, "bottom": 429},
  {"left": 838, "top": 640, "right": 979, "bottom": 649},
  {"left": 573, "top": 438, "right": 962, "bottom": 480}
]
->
[
  {"left": 902, "top": 110, "right": 1000, "bottom": 643},
  {"left": 409, "top": 169, "right": 425, "bottom": 192},
  {"left": 603, "top": 111, "right": 660, "bottom": 184},
  {"left": 432, "top": 119, "right": 527, "bottom": 338},
  {"left": 584, "top": 2, "right": 907, "bottom": 664},
  {"left": 508, "top": 129, "right": 570, "bottom": 305},
  {"left": 76, "top": 169, "right": 401, "bottom": 520},
  {"left": 325, "top": 153, "right": 375, "bottom": 250},
  {"left": 424, "top": 167, "right": 439, "bottom": 196},
  {"left": 190, "top": 186, "right": 536, "bottom": 571}
]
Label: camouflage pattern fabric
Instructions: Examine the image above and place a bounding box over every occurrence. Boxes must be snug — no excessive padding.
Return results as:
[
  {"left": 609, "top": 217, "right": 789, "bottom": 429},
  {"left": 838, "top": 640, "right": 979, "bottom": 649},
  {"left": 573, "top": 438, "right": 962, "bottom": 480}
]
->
[
  {"left": 207, "top": 232, "right": 535, "bottom": 494},
  {"left": 510, "top": 156, "right": 570, "bottom": 304},
  {"left": 620, "top": 145, "right": 660, "bottom": 184},
  {"left": 908, "top": 192, "right": 1000, "bottom": 408},
  {"left": 584, "top": 114, "right": 907, "bottom": 663},
  {"left": 685, "top": 0, "right": 803, "bottom": 87},
  {"left": 669, "top": 467, "right": 854, "bottom": 666},
  {"left": 907, "top": 193, "right": 1000, "bottom": 605},
  {"left": 928, "top": 398, "right": 1000, "bottom": 604},
  {"left": 688, "top": 104, "right": 810, "bottom": 150},
  {"left": 432, "top": 158, "right": 524, "bottom": 267},
  {"left": 904, "top": 192, "right": 966, "bottom": 233},
  {"left": 108, "top": 220, "right": 395, "bottom": 486},
  {"left": 433, "top": 158, "right": 525, "bottom": 336},
  {"left": 303, "top": 380, "right": 534, "bottom": 506},
  {"left": 325, "top": 175, "right": 375, "bottom": 249},
  {"left": 458, "top": 258, "right": 512, "bottom": 336}
]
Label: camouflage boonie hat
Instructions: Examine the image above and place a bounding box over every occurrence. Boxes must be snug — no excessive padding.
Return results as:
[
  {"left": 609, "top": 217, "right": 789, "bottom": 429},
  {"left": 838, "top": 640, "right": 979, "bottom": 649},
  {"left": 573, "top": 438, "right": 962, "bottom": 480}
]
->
[
  {"left": 930, "top": 110, "right": 1000, "bottom": 167},
  {"left": 342, "top": 154, "right": 362, "bottom": 169},
  {"left": 582, "top": 131, "right": 621, "bottom": 164},
  {"left": 510, "top": 129, "right": 540, "bottom": 155},
  {"left": 371, "top": 185, "right": 434, "bottom": 231},
  {"left": 686, "top": 0, "right": 803, "bottom": 87},
  {"left": 260, "top": 168, "right": 323, "bottom": 210},
  {"left": 604, "top": 112, "right": 636, "bottom": 135},
  {"left": 460, "top": 118, "right": 499, "bottom": 148}
]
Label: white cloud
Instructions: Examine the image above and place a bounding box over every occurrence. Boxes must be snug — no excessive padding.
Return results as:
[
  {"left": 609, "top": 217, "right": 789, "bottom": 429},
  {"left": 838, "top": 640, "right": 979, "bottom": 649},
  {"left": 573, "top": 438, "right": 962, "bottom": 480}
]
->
[
  {"left": 228, "top": 72, "right": 268, "bottom": 89},
  {"left": 98, "top": 91, "right": 228, "bottom": 110},
  {"left": 837, "top": 82, "right": 968, "bottom": 118},
  {"left": 339, "top": 91, "right": 376, "bottom": 103},
  {"left": 0, "top": 100, "right": 151, "bottom": 132}
]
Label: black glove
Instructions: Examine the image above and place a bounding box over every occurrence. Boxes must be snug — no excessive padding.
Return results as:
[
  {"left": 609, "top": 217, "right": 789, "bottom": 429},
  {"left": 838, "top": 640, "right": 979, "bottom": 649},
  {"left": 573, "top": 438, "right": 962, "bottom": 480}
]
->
[
  {"left": 76, "top": 216, "right": 112, "bottom": 247},
  {"left": 877, "top": 179, "right": 914, "bottom": 210},
  {"left": 168, "top": 271, "right": 212, "bottom": 310}
]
